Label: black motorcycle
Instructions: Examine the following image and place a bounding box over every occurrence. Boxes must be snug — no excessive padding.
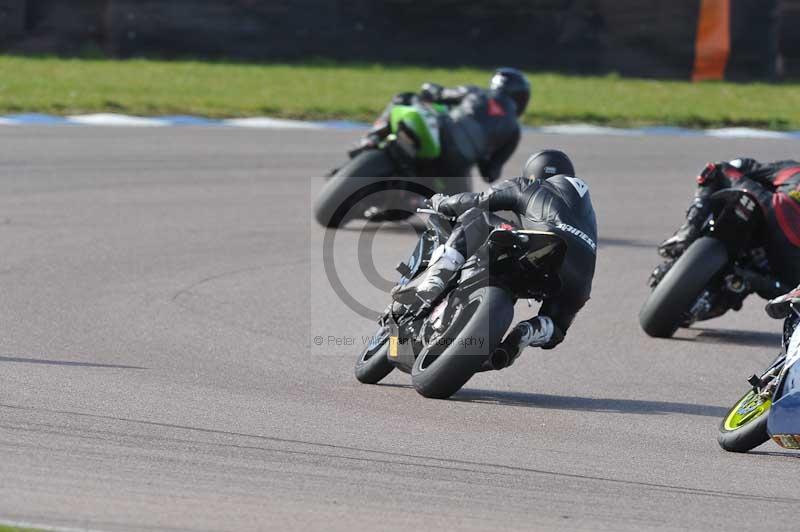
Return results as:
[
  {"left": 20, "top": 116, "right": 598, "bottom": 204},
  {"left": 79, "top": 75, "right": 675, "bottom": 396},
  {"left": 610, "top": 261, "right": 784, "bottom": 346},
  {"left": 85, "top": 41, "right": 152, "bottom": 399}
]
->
[
  {"left": 354, "top": 207, "right": 566, "bottom": 399},
  {"left": 640, "top": 189, "right": 773, "bottom": 338}
]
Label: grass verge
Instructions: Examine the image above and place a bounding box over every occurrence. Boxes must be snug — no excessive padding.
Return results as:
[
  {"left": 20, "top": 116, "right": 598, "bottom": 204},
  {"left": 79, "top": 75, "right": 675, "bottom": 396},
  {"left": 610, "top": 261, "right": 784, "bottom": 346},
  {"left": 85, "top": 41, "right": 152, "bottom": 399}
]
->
[
  {"left": 2, "top": 55, "right": 800, "bottom": 129},
  {"left": 0, "top": 525, "right": 44, "bottom": 532}
]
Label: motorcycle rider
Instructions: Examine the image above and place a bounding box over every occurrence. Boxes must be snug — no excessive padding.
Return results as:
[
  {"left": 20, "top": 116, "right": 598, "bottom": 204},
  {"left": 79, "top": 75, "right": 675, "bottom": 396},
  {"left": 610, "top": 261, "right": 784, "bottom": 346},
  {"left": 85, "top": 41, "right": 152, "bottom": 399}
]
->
[
  {"left": 392, "top": 150, "right": 597, "bottom": 362},
  {"left": 660, "top": 159, "right": 800, "bottom": 303},
  {"left": 352, "top": 67, "right": 530, "bottom": 183}
]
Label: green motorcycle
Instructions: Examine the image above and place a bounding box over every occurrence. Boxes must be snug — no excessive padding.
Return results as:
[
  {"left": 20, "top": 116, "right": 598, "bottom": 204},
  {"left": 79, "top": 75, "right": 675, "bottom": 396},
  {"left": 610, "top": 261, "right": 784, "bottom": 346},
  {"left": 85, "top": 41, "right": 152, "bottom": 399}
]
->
[{"left": 313, "top": 97, "right": 472, "bottom": 228}]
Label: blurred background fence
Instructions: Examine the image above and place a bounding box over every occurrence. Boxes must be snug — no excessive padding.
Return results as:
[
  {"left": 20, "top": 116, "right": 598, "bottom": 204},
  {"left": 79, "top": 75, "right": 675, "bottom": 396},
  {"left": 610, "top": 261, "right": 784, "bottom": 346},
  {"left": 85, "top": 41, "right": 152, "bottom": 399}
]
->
[{"left": 1, "top": 0, "right": 798, "bottom": 80}]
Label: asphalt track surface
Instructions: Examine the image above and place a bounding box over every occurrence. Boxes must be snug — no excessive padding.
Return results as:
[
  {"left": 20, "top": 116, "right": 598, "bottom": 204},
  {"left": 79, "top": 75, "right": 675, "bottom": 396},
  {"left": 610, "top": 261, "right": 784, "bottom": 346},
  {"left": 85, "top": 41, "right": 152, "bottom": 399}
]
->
[{"left": 1, "top": 126, "right": 799, "bottom": 532}]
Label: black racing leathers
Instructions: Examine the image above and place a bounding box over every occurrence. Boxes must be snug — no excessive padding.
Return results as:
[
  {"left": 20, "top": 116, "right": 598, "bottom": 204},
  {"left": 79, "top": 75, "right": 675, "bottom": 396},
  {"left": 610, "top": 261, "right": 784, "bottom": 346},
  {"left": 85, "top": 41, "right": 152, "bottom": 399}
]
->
[
  {"left": 694, "top": 159, "right": 800, "bottom": 288},
  {"left": 436, "top": 175, "right": 598, "bottom": 335},
  {"left": 432, "top": 84, "right": 521, "bottom": 182},
  {"left": 373, "top": 84, "right": 521, "bottom": 183}
]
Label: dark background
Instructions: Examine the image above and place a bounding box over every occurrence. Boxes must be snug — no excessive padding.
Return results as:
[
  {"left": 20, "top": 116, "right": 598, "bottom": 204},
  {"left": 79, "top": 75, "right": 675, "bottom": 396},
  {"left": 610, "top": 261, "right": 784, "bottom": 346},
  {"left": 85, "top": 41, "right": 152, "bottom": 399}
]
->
[{"left": 0, "top": 0, "right": 797, "bottom": 79}]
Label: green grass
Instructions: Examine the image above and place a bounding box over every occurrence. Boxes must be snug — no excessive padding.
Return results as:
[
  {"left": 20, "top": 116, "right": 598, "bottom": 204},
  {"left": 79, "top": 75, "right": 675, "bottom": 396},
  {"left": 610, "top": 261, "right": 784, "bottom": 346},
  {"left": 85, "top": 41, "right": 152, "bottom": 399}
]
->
[
  {"left": 0, "top": 525, "right": 44, "bottom": 532},
  {"left": 2, "top": 55, "right": 800, "bottom": 129}
]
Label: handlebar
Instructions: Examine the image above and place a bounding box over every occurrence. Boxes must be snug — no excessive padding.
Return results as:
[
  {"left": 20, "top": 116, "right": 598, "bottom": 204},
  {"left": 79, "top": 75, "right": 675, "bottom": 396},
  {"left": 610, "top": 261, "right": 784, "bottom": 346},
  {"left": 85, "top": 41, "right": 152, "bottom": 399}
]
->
[{"left": 416, "top": 207, "right": 457, "bottom": 223}]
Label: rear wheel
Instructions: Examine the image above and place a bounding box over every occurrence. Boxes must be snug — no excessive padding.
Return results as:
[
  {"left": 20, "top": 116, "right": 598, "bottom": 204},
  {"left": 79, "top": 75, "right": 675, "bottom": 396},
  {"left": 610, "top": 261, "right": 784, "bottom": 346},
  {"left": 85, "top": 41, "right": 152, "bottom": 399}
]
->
[
  {"left": 639, "top": 237, "right": 729, "bottom": 338},
  {"left": 313, "top": 150, "right": 397, "bottom": 228},
  {"left": 354, "top": 326, "right": 394, "bottom": 384},
  {"left": 411, "top": 286, "right": 514, "bottom": 399},
  {"left": 718, "top": 389, "right": 771, "bottom": 453}
]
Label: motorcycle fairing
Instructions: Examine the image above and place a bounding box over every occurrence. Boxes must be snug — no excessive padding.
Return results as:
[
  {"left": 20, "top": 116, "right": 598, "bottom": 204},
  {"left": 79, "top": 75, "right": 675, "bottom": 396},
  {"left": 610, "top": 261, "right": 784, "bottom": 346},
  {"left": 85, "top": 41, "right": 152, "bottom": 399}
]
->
[
  {"left": 768, "top": 316, "right": 800, "bottom": 449},
  {"left": 707, "top": 189, "right": 765, "bottom": 254},
  {"left": 389, "top": 103, "right": 446, "bottom": 159},
  {"left": 480, "top": 229, "right": 566, "bottom": 299}
]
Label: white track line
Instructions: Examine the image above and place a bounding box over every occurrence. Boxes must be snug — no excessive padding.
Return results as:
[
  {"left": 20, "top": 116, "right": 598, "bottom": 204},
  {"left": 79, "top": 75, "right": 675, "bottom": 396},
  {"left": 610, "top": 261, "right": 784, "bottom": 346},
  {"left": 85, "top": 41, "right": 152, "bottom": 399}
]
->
[
  {"left": 1, "top": 114, "right": 799, "bottom": 138},
  {"left": 537, "top": 123, "right": 644, "bottom": 136},
  {"left": 704, "top": 127, "right": 792, "bottom": 139},
  {"left": 66, "top": 113, "right": 168, "bottom": 127},
  {"left": 223, "top": 117, "right": 326, "bottom": 129}
]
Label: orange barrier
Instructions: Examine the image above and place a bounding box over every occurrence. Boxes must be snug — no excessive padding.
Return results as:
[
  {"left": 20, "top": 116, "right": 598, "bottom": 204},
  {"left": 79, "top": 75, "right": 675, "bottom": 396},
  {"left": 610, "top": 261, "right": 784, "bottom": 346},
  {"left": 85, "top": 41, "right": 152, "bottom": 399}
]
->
[{"left": 693, "top": 0, "right": 731, "bottom": 81}]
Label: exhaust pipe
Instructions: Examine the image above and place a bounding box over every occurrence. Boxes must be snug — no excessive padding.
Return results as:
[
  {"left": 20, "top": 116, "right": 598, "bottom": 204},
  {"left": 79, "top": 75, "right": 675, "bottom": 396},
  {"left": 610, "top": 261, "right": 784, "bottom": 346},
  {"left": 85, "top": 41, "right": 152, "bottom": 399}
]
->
[{"left": 486, "top": 347, "right": 512, "bottom": 371}]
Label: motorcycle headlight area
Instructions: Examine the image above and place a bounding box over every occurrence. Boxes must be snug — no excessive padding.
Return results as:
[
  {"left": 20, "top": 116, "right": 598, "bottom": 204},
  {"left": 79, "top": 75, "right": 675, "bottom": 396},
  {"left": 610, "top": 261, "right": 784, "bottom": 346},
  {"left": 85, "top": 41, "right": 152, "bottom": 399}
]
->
[{"left": 769, "top": 358, "right": 800, "bottom": 450}]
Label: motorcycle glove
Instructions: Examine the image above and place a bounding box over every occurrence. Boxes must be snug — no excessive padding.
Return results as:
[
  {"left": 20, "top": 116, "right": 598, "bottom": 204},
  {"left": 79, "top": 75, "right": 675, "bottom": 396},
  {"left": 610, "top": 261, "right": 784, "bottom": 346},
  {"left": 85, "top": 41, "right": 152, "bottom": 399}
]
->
[
  {"left": 429, "top": 193, "right": 448, "bottom": 213},
  {"left": 697, "top": 162, "right": 723, "bottom": 186}
]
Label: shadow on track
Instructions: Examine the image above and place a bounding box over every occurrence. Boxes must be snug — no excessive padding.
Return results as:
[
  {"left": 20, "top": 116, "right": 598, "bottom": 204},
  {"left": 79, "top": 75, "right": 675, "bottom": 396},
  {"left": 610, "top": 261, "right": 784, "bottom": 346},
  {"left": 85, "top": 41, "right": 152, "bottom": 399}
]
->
[
  {"left": 749, "top": 450, "right": 800, "bottom": 459},
  {"left": 674, "top": 328, "right": 781, "bottom": 349},
  {"left": 0, "top": 355, "right": 146, "bottom": 370},
  {"left": 449, "top": 389, "right": 727, "bottom": 417}
]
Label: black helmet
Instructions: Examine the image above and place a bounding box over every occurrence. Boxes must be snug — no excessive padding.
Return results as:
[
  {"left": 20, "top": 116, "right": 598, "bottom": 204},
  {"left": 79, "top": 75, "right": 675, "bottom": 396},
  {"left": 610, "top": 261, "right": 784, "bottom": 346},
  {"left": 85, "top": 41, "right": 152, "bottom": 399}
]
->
[
  {"left": 524, "top": 150, "right": 575, "bottom": 181},
  {"left": 489, "top": 67, "right": 531, "bottom": 116}
]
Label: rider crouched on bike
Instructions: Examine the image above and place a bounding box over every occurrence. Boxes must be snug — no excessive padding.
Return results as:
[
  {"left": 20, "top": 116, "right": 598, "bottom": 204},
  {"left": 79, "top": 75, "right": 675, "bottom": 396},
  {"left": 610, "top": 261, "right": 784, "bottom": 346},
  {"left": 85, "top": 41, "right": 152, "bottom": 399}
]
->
[
  {"left": 392, "top": 150, "right": 597, "bottom": 363},
  {"left": 353, "top": 67, "right": 529, "bottom": 183},
  {"left": 660, "top": 159, "right": 800, "bottom": 302}
]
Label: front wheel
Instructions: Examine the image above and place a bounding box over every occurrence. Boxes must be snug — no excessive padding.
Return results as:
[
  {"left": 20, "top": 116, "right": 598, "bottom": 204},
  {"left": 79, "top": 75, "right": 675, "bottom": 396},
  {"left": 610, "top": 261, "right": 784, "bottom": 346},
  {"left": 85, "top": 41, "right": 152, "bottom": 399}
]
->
[
  {"left": 411, "top": 286, "right": 514, "bottom": 399},
  {"left": 354, "top": 326, "right": 394, "bottom": 385},
  {"left": 639, "top": 237, "right": 729, "bottom": 338},
  {"left": 717, "top": 389, "right": 771, "bottom": 452}
]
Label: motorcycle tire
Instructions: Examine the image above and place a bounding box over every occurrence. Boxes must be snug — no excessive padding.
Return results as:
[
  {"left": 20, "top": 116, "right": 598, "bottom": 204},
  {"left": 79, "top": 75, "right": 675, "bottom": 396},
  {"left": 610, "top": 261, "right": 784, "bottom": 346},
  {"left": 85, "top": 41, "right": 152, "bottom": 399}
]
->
[
  {"left": 313, "top": 150, "right": 397, "bottom": 228},
  {"left": 717, "top": 389, "right": 771, "bottom": 453},
  {"left": 354, "top": 327, "right": 394, "bottom": 385},
  {"left": 411, "top": 286, "right": 514, "bottom": 399},
  {"left": 639, "top": 237, "right": 729, "bottom": 338}
]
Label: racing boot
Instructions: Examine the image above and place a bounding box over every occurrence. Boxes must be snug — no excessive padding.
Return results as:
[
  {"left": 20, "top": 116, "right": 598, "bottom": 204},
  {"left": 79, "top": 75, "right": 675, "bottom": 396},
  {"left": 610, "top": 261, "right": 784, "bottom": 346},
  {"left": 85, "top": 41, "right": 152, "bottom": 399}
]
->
[
  {"left": 484, "top": 317, "right": 557, "bottom": 371},
  {"left": 765, "top": 285, "right": 800, "bottom": 319},
  {"left": 391, "top": 245, "right": 465, "bottom": 306},
  {"left": 658, "top": 197, "right": 709, "bottom": 258}
]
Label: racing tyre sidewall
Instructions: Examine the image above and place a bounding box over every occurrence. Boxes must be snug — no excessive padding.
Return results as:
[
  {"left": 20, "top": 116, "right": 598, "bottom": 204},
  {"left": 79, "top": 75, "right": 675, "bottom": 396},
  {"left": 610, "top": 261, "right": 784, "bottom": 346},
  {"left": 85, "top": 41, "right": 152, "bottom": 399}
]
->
[
  {"left": 354, "top": 328, "right": 394, "bottom": 385},
  {"left": 411, "top": 286, "right": 514, "bottom": 399},
  {"left": 313, "top": 150, "right": 397, "bottom": 228},
  {"left": 717, "top": 390, "right": 771, "bottom": 453},
  {"left": 639, "top": 237, "right": 729, "bottom": 338}
]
